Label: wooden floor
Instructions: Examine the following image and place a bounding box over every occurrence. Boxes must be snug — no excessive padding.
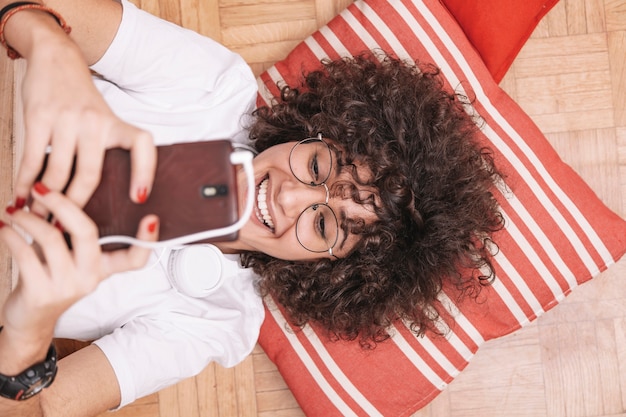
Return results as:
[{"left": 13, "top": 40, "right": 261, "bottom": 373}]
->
[{"left": 1, "top": 0, "right": 625, "bottom": 416}]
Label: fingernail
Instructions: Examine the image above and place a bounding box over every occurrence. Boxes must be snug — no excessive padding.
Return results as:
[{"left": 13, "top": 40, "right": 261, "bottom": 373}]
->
[
  {"left": 15, "top": 197, "right": 26, "bottom": 209},
  {"left": 5, "top": 206, "right": 17, "bottom": 215},
  {"left": 0, "top": 220, "right": 5, "bottom": 228},
  {"left": 137, "top": 187, "right": 148, "bottom": 204},
  {"left": 54, "top": 220, "right": 64, "bottom": 232},
  {"left": 148, "top": 219, "right": 158, "bottom": 233},
  {"left": 33, "top": 182, "right": 50, "bottom": 196}
]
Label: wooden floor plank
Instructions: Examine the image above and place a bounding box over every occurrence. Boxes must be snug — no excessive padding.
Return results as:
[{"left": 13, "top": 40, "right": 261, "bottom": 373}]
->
[
  {"left": 565, "top": 0, "right": 589, "bottom": 35},
  {"left": 0, "top": 57, "right": 13, "bottom": 307},
  {"left": 215, "top": 365, "right": 238, "bottom": 417},
  {"left": 585, "top": 0, "right": 608, "bottom": 32},
  {"left": 614, "top": 317, "right": 626, "bottom": 412},
  {"left": 605, "top": 0, "right": 626, "bottom": 31},
  {"left": 595, "top": 319, "right": 622, "bottom": 415},
  {"left": 607, "top": 31, "right": 626, "bottom": 127},
  {"left": 234, "top": 355, "right": 258, "bottom": 417},
  {"left": 195, "top": 364, "right": 220, "bottom": 417}
]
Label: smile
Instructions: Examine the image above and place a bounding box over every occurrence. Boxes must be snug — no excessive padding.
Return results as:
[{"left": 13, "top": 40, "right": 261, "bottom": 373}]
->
[{"left": 256, "top": 177, "right": 275, "bottom": 232}]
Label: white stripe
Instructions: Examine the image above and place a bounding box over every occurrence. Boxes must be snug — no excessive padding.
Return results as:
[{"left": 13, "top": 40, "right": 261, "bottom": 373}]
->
[
  {"left": 318, "top": 24, "right": 352, "bottom": 57},
  {"left": 350, "top": 2, "right": 409, "bottom": 59},
  {"left": 401, "top": 318, "right": 473, "bottom": 376},
  {"left": 404, "top": 0, "right": 612, "bottom": 270},
  {"left": 489, "top": 263, "right": 535, "bottom": 326},
  {"left": 493, "top": 249, "right": 546, "bottom": 318},
  {"left": 340, "top": 7, "right": 382, "bottom": 53},
  {"left": 500, "top": 204, "right": 576, "bottom": 295},
  {"left": 389, "top": 324, "right": 448, "bottom": 390},
  {"left": 256, "top": 66, "right": 281, "bottom": 106},
  {"left": 436, "top": 323, "right": 476, "bottom": 362},
  {"left": 427, "top": 305, "right": 477, "bottom": 361},
  {"left": 437, "top": 292, "right": 485, "bottom": 346},
  {"left": 304, "top": 36, "right": 329, "bottom": 61},
  {"left": 305, "top": 325, "right": 384, "bottom": 416},
  {"left": 483, "top": 126, "right": 588, "bottom": 288},
  {"left": 264, "top": 297, "right": 360, "bottom": 416}
]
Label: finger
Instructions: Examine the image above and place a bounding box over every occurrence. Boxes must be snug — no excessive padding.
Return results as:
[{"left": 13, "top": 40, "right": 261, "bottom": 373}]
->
[
  {"left": 38, "top": 122, "right": 77, "bottom": 193},
  {"left": 13, "top": 116, "right": 52, "bottom": 208},
  {"left": 0, "top": 214, "right": 57, "bottom": 282},
  {"left": 7, "top": 193, "right": 75, "bottom": 279},
  {"left": 32, "top": 133, "right": 77, "bottom": 218},
  {"left": 63, "top": 139, "right": 106, "bottom": 209},
  {"left": 114, "top": 124, "right": 156, "bottom": 204},
  {"left": 29, "top": 198, "right": 51, "bottom": 220},
  {"left": 101, "top": 215, "right": 159, "bottom": 277}
]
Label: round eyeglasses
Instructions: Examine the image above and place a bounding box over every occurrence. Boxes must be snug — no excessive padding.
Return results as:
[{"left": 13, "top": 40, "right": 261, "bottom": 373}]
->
[{"left": 289, "top": 134, "right": 339, "bottom": 257}]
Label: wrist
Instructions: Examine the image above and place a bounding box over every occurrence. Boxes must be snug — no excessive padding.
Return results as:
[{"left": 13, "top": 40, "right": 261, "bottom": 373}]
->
[
  {"left": 0, "top": 326, "right": 57, "bottom": 401},
  {"left": 0, "top": 325, "right": 52, "bottom": 375},
  {"left": 1, "top": 3, "right": 72, "bottom": 60}
]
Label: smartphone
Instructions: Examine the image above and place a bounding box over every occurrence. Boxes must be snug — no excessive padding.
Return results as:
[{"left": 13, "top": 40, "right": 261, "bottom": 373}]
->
[{"left": 40, "top": 140, "right": 239, "bottom": 250}]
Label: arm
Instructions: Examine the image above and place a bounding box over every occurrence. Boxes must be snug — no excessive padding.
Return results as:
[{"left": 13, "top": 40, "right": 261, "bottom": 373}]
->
[
  {"left": 0, "top": 187, "right": 159, "bottom": 416},
  {"left": 0, "top": 344, "right": 121, "bottom": 417},
  {"left": 2, "top": 0, "right": 121, "bottom": 65},
  {"left": 1, "top": 0, "right": 156, "bottom": 212}
]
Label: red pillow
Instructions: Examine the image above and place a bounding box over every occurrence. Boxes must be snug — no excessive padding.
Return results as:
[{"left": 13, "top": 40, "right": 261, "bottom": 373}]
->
[
  {"left": 440, "top": 0, "right": 560, "bottom": 82},
  {"left": 255, "top": 0, "right": 625, "bottom": 415}
]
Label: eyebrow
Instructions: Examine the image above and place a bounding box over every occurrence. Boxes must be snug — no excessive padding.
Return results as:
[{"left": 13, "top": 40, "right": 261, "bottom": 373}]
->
[
  {"left": 330, "top": 144, "right": 342, "bottom": 178},
  {"left": 338, "top": 209, "right": 349, "bottom": 251},
  {"left": 328, "top": 144, "right": 364, "bottom": 252}
]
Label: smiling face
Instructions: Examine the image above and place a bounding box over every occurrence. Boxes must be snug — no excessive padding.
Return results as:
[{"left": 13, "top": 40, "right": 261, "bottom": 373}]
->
[{"left": 215, "top": 139, "right": 378, "bottom": 261}]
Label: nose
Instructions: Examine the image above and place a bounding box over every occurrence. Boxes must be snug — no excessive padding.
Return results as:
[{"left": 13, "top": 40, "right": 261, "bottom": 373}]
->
[{"left": 277, "top": 179, "right": 329, "bottom": 219}]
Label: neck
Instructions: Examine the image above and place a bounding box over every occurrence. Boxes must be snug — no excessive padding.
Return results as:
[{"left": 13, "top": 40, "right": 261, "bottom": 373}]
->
[{"left": 212, "top": 241, "right": 247, "bottom": 254}]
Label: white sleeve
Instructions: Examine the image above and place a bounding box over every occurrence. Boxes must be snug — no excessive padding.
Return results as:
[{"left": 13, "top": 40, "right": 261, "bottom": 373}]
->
[
  {"left": 91, "top": 270, "right": 264, "bottom": 408},
  {"left": 90, "top": 0, "right": 258, "bottom": 145},
  {"left": 94, "top": 315, "right": 259, "bottom": 408}
]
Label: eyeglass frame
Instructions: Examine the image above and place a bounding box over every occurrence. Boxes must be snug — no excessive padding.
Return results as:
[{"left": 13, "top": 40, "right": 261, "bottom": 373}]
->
[{"left": 288, "top": 133, "right": 340, "bottom": 258}]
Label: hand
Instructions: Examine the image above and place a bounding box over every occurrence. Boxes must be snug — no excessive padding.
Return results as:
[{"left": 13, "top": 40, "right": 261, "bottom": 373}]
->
[
  {"left": 13, "top": 31, "right": 157, "bottom": 214},
  {"left": 0, "top": 183, "right": 159, "bottom": 366}
]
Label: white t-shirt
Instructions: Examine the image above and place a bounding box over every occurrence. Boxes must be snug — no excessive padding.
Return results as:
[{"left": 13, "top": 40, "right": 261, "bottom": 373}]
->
[{"left": 54, "top": 0, "right": 264, "bottom": 408}]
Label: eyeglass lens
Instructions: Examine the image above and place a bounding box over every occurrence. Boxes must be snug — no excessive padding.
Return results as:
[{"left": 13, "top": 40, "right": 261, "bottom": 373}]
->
[
  {"left": 296, "top": 204, "right": 339, "bottom": 253},
  {"left": 289, "top": 137, "right": 333, "bottom": 186}
]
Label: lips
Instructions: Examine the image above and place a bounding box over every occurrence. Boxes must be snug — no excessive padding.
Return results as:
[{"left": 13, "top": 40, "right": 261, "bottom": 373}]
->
[{"left": 256, "top": 177, "right": 275, "bottom": 232}]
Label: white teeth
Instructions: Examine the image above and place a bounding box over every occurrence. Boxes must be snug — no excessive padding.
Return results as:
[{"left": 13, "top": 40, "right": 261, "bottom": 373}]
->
[{"left": 257, "top": 179, "right": 274, "bottom": 230}]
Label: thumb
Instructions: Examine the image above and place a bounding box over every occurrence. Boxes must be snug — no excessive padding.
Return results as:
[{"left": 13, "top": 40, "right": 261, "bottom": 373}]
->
[{"left": 101, "top": 215, "right": 160, "bottom": 276}]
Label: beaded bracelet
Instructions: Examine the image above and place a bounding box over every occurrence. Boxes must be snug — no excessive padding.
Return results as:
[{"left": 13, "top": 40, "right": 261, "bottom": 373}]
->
[{"left": 0, "top": 1, "right": 72, "bottom": 60}]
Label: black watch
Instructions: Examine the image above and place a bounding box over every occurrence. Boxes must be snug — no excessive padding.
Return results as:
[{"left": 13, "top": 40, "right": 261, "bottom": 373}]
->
[{"left": 0, "top": 326, "right": 58, "bottom": 401}]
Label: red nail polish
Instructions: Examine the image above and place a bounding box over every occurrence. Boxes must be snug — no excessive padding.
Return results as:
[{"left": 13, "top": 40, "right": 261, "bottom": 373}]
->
[
  {"left": 15, "top": 197, "right": 26, "bottom": 209},
  {"left": 137, "top": 187, "right": 148, "bottom": 204},
  {"left": 148, "top": 220, "right": 158, "bottom": 233},
  {"left": 5, "top": 206, "right": 16, "bottom": 215},
  {"left": 0, "top": 220, "right": 5, "bottom": 228},
  {"left": 33, "top": 182, "right": 50, "bottom": 196},
  {"left": 54, "top": 220, "right": 64, "bottom": 232}
]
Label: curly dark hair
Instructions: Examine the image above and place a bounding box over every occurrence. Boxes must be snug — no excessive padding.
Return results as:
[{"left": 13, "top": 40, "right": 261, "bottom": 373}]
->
[{"left": 242, "top": 52, "right": 504, "bottom": 346}]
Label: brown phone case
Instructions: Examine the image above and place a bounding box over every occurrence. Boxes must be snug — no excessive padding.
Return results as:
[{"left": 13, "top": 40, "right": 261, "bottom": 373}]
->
[{"left": 40, "top": 140, "right": 240, "bottom": 250}]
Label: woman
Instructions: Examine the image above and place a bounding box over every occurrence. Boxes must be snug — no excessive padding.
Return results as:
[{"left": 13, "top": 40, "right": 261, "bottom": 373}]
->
[{"left": 0, "top": 0, "right": 502, "bottom": 415}]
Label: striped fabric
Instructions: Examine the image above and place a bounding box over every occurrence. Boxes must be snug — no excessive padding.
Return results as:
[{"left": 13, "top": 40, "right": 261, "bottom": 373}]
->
[{"left": 255, "top": 0, "right": 626, "bottom": 415}]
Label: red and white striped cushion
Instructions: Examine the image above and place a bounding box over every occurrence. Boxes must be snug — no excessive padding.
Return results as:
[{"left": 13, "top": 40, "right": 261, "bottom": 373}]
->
[{"left": 255, "top": 0, "right": 626, "bottom": 415}]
